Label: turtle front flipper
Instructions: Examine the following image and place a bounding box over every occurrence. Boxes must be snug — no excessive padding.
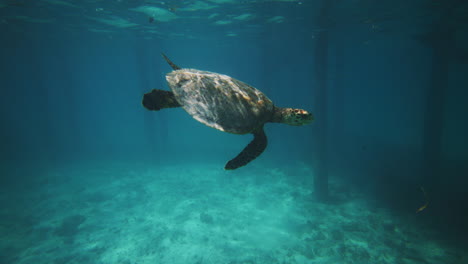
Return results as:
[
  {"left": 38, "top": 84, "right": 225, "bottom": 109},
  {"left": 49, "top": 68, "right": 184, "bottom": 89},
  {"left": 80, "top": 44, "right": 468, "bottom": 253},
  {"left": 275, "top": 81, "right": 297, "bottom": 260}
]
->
[
  {"left": 162, "top": 53, "right": 181, "bottom": 70},
  {"left": 225, "top": 127, "right": 267, "bottom": 170},
  {"left": 142, "top": 89, "right": 181, "bottom": 111}
]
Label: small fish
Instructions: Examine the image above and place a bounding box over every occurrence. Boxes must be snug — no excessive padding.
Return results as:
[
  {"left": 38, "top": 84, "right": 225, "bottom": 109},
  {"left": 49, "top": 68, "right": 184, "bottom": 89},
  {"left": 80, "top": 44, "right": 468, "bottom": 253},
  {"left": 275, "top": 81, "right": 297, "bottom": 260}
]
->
[
  {"left": 416, "top": 186, "right": 429, "bottom": 213},
  {"left": 149, "top": 17, "right": 154, "bottom": 23},
  {"left": 416, "top": 203, "right": 428, "bottom": 213}
]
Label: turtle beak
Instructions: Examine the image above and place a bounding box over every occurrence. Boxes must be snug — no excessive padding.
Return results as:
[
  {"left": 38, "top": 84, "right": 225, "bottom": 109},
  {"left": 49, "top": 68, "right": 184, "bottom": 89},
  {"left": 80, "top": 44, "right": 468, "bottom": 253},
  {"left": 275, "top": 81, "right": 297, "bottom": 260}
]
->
[
  {"left": 300, "top": 110, "right": 314, "bottom": 124},
  {"left": 304, "top": 114, "right": 314, "bottom": 124}
]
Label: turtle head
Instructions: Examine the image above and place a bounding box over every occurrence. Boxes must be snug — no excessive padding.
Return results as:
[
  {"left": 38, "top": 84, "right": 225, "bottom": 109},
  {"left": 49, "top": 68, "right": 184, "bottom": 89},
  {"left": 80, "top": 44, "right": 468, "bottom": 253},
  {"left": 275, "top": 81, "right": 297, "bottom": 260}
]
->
[{"left": 273, "top": 107, "right": 314, "bottom": 126}]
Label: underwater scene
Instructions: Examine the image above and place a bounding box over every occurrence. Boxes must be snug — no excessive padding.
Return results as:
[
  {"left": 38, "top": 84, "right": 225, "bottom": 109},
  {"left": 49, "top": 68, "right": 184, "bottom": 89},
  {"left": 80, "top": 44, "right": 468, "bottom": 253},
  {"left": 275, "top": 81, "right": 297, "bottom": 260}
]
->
[{"left": 1, "top": 0, "right": 468, "bottom": 263}]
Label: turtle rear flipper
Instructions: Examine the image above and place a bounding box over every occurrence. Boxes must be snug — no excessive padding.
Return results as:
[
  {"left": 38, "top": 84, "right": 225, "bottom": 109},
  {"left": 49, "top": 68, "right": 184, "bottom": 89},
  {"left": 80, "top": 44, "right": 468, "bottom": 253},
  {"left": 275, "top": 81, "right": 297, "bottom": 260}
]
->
[
  {"left": 142, "top": 89, "right": 181, "bottom": 111},
  {"left": 225, "top": 127, "right": 267, "bottom": 170}
]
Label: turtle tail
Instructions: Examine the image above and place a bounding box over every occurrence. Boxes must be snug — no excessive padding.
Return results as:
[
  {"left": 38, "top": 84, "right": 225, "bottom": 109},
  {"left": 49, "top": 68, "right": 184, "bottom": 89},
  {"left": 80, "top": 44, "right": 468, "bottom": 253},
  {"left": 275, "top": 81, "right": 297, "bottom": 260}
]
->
[
  {"left": 225, "top": 127, "right": 267, "bottom": 170},
  {"left": 162, "top": 53, "right": 181, "bottom": 70},
  {"left": 142, "top": 89, "right": 181, "bottom": 111}
]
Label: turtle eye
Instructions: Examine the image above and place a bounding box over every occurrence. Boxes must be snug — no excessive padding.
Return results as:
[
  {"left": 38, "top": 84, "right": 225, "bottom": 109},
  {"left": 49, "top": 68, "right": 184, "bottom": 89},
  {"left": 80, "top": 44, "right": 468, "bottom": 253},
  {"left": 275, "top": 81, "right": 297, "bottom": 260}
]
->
[{"left": 178, "top": 77, "right": 191, "bottom": 86}]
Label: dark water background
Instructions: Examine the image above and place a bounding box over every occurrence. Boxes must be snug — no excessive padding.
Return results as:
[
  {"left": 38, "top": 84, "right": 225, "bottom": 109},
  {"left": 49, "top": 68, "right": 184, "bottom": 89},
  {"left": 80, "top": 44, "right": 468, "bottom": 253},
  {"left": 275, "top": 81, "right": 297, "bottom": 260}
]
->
[{"left": 1, "top": 0, "right": 468, "bottom": 262}]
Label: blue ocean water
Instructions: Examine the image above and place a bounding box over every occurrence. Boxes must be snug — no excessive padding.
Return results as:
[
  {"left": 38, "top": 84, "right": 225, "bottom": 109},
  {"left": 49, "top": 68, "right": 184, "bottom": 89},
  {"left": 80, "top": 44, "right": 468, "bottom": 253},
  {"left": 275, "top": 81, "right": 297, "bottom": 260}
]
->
[{"left": 1, "top": 0, "right": 467, "bottom": 263}]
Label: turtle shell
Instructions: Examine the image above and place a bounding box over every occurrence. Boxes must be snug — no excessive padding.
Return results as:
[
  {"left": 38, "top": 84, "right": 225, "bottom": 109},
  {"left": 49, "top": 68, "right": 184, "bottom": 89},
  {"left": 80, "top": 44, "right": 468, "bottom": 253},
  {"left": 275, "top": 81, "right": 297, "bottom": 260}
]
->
[{"left": 166, "top": 69, "right": 274, "bottom": 134}]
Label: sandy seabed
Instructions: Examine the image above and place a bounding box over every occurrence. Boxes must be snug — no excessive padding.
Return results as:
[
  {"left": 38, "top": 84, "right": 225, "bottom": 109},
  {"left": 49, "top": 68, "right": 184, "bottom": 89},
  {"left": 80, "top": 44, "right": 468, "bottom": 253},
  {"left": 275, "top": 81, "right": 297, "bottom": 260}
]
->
[{"left": 0, "top": 160, "right": 465, "bottom": 264}]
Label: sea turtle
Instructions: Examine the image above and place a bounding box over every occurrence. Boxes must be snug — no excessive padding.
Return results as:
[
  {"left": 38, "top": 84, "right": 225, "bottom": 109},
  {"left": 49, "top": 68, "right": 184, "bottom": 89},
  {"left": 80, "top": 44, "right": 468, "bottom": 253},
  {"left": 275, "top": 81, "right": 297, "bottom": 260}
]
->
[{"left": 142, "top": 54, "right": 313, "bottom": 170}]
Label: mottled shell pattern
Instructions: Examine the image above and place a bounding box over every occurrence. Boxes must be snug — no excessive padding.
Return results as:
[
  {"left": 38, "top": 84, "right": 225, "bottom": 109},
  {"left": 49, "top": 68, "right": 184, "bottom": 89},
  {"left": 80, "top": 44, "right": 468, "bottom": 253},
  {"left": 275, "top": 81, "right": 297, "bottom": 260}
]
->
[{"left": 166, "top": 69, "right": 274, "bottom": 134}]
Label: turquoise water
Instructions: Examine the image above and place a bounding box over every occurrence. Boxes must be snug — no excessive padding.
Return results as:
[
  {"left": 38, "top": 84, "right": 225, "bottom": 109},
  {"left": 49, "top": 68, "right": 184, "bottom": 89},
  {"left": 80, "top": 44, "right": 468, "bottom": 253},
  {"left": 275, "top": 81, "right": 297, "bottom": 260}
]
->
[{"left": 1, "top": 1, "right": 467, "bottom": 263}]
